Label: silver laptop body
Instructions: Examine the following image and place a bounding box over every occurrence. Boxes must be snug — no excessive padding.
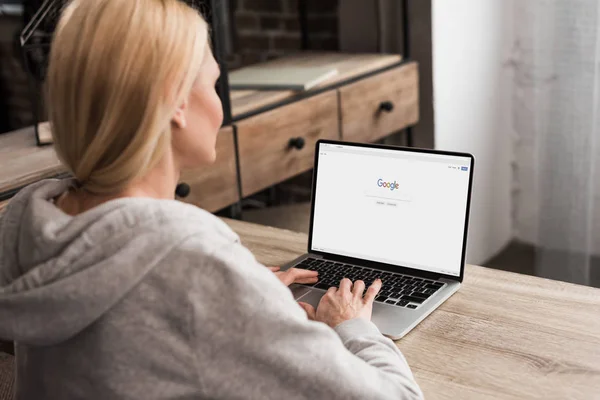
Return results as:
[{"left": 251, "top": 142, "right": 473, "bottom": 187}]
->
[{"left": 283, "top": 140, "right": 475, "bottom": 340}]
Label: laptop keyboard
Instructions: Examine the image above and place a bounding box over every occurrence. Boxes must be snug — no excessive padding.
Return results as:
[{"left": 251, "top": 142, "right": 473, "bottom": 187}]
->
[{"left": 294, "top": 257, "right": 445, "bottom": 309}]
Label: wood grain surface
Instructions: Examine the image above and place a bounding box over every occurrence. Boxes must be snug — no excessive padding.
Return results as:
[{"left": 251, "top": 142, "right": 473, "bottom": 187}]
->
[
  {"left": 236, "top": 91, "right": 339, "bottom": 197},
  {"left": 230, "top": 52, "right": 402, "bottom": 118},
  {"left": 177, "top": 127, "right": 238, "bottom": 212},
  {"left": 0, "top": 126, "right": 64, "bottom": 195},
  {"left": 223, "top": 218, "right": 600, "bottom": 400},
  {"left": 339, "top": 62, "right": 420, "bottom": 143}
]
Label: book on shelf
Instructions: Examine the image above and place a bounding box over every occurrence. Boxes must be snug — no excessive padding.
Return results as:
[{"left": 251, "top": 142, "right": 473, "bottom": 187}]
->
[
  {"left": 37, "top": 122, "right": 53, "bottom": 145},
  {"left": 228, "top": 66, "right": 339, "bottom": 91}
]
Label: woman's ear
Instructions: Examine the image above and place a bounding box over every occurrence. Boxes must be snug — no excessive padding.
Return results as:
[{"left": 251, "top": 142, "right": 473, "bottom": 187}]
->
[{"left": 172, "top": 100, "right": 188, "bottom": 129}]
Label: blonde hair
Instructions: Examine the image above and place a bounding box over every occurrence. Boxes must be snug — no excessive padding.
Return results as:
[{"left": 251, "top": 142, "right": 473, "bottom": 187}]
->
[{"left": 47, "top": 0, "right": 209, "bottom": 194}]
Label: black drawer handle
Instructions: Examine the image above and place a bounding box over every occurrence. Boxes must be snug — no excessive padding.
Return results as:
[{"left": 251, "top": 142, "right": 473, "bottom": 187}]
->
[
  {"left": 379, "top": 101, "right": 395, "bottom": 113},
  {"left": 175, "top": 183, "right": 191, "bottom": 198},
  {"left": 288, "top": 137, "right": 306, "bottom": 150}
]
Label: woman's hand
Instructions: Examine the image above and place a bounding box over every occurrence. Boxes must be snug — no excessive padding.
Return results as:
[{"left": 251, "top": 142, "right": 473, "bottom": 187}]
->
[
  {"left": 268, "top": 266, "right": 318, "bottom": 286},
  {"left": 298, "top": 278, "right": 382, "bottom": 328}
]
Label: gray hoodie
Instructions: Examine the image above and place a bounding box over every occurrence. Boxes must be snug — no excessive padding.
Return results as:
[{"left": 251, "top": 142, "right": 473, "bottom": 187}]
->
[{"left": 0, "top": 179, "right": 423, "bottom": 400}]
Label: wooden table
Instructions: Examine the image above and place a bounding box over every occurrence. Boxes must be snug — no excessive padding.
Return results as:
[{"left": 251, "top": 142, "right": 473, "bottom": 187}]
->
[
  {"left": 224, "top": 219, "right": 600, "bottom": 400},
  {"left": 0, "top": 125, "right": 63, "bottom": 197}
]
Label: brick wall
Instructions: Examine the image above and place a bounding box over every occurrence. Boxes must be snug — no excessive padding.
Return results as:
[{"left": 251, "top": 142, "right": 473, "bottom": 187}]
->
[{"left": 227, "top": 0, "right": 339, "bottom": 69}]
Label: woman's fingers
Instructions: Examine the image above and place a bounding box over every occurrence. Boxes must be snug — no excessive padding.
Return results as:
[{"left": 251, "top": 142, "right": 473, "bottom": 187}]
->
[
  {"left": 363, "top": 279, "right": 382, "bottom": 304},
  {"left": 294, "top": 276, "right": 319, "bottom": 284},
  {"left": 298, "top": 302, "right": 317, "bottom": 320},
  {"left": 290, "top": 268, "right": 318, "bottom": 280},
  {"left": 339, "top": 277, "right": 352, "bottom": 293},
  {"left": 285, "top": 268, "right": 317, "bottom": 285},
  {"left": 276, "top": 272, "right": 295, "bottom": 286},
  {"left": 275, "top": 268, "right": 318, "bottom": 286},
  {"left": 352, "top": 280, "right": 366, "bottom": 298},
  {"left": 268, "top": 266, "right": 281, "bottom": 272}
]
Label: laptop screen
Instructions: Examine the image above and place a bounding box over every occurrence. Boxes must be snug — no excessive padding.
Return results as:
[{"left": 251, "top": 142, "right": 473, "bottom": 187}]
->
[{"left": 310, "top": 142, "right": 473, "bottom": 277}]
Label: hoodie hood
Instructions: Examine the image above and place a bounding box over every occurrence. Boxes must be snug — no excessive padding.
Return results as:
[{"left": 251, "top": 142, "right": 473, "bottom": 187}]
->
[{"left": 0, "top": 179, "right": 195, "bottom": 346}]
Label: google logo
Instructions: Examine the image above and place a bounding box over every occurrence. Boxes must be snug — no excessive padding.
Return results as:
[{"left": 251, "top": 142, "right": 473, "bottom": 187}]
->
[{"left": 377, "top": 179, "right": 400, "bottom": 191}]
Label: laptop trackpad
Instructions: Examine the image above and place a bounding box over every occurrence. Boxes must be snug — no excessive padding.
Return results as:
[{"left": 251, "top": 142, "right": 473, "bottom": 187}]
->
[
  {"left": 291, "top": 285, "right": 311, "bottom": 299},
  {"left": 292, "top": 287, "right": 325, "bottom": 308}
]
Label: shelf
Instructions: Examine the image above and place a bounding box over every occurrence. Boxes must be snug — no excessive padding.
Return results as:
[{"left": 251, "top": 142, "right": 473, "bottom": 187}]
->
[{"left": 230, "top": 52, "right": 403, "bottom": 119}]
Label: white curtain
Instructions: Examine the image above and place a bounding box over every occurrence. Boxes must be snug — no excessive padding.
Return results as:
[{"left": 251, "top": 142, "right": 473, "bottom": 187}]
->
[{"left": 512, "top": 0, "right": 600, "bottom": 285}]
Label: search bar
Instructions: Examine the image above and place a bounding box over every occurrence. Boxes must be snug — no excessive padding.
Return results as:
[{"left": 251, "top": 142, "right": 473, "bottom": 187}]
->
[{"left": 364, "top": 190, "right": 412, "bottom": 202}]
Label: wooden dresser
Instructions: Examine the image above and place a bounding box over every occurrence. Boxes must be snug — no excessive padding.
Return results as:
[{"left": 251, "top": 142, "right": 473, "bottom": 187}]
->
[{"left": 0, "top": 52, "right": 419, "bottom": 213}]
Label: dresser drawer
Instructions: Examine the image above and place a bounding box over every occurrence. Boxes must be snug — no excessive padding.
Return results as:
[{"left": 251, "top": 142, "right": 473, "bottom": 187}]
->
[
  {"left": 177, "top": 126, "right": 239, "bottom": 212},
  {"left": 237, "top": 91, "right": 339, "bottom": 197},
  {"left": 339, "top": 62, "right": 419, "bottom": 143}
]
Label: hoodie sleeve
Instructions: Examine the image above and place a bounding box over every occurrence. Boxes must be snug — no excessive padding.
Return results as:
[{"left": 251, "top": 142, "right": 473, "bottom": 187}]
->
[{"left": 178, "top": 236, "right": 424, "bottom": 400}]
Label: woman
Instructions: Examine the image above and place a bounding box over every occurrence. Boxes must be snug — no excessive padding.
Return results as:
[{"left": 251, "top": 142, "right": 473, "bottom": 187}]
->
[{"left": 0, "top": 0, "right": 423, "bottom": 399}]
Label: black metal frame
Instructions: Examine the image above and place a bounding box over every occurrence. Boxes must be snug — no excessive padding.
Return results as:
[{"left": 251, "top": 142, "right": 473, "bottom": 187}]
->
[
  {"left": 209, "top": 0, "right": 232, "bottom": 126},
  {"left": 7, "top": 0, "right": 419, "bottom": 218},
  {"left": 306, "top": 139, "right": 475, "bottom": 283},
  {"left": 19, "top": 0, "right": 415, "bottom": 142},
  {"left": 401, "top": 0, "right": 414, "bottom": 147},
  {"left": 19, "top": 0, "right": 66, "bottom": 147},
  {"left": 20, "top": 41, "right": 50, "bottom": 146},
  {"left": 298, "top": 0, "right": 309, "bottom": 50},
  {"left": 209, "top": 0, "right": 242, "bottom": 218},
  {"left": 230, "top": 124, "right": 244, "bottom": 218}
]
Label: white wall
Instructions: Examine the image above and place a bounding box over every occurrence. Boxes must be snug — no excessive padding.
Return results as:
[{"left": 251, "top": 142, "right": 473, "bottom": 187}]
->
[{"left": 432, "top": 0, "right": 514, "bottom": 264}]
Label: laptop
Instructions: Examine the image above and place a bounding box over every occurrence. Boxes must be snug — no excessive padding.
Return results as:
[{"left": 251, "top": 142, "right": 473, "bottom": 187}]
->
[{"left": 284, "top": 140, "right": 475, "bottom": 339}]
